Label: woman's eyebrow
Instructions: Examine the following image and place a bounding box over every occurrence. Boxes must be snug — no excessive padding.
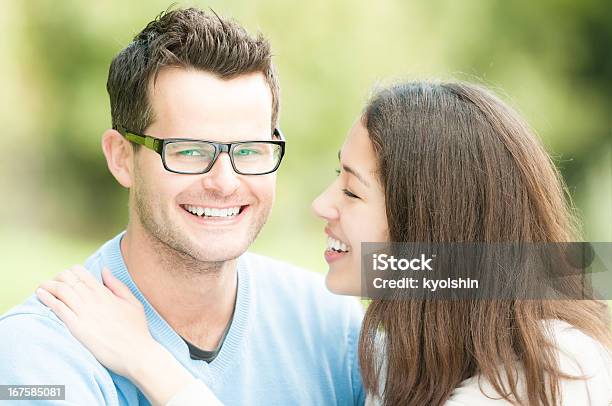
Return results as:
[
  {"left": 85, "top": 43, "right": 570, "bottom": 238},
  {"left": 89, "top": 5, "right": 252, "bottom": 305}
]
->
[
  {"left": 343, "top": 164, "right": 370, "bottom": 187},
  {"left": 338, "top": 150, "right": 371, "bottom": 187}
]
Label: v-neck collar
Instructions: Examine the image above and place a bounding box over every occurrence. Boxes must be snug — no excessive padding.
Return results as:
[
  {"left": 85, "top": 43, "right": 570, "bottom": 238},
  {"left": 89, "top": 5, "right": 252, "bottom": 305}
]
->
[{"left": 100, "top": 232, "right": 253, "bottom": 386}]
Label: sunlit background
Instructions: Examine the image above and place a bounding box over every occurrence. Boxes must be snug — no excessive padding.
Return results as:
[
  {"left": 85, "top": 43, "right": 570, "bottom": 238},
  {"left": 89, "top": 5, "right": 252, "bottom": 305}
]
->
[{"left": 1, "top": 0, "right": 610, "bottom": 313}]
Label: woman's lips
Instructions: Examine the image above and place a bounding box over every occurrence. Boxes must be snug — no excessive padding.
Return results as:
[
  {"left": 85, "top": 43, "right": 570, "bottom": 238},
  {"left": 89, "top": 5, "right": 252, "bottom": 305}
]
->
[{"left": 324, "top": 248, "right": 349, "bottom": 263}]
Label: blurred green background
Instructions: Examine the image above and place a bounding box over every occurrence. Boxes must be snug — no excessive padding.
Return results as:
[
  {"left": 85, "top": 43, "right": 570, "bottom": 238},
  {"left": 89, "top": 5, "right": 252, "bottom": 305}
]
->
[{"left": 1, "top": 0, "right": 610, "bottom": 313}]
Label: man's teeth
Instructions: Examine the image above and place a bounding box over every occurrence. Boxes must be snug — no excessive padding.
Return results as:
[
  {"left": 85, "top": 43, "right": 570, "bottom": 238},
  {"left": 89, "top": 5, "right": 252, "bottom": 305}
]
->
[
  {"left": 327, "top": 236, "right": 349, "bottom": 252},
  {"left": 185, "top": 205, "right": 241, "bottom": 218}
]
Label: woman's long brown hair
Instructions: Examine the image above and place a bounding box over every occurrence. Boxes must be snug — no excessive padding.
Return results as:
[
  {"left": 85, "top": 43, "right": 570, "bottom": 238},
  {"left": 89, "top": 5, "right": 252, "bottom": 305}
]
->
[{"left": 359, "top": 81, "right": 612, "bottom": 406}]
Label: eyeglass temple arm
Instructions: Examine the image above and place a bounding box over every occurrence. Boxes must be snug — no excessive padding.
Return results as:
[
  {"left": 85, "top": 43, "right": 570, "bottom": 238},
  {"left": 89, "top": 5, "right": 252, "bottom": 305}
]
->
[{"left": 123, "top": 131, "right": 163, "bottom": 153}]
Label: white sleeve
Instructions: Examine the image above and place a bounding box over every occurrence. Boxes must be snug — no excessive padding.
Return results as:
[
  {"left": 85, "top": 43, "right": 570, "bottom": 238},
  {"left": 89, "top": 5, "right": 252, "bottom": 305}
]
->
[
  {"left": 165, "top": 379, "right": 224, "bottom": 406},
  {"left": 445, "top": 375, "right": 514, "bottom": 405},
  {"left": 445, "top": 321, "right": 612, "bottom": 405},
  {"left": 552, "top": 322, "right": 612, "bottom": 405}
]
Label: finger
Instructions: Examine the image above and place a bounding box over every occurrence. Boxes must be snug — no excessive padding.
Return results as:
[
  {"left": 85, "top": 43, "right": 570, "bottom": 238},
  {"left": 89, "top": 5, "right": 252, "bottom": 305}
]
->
[
  {"left": 70, "top": 265, "right": 106, "bottom": 291},
  {"left": 38, "top": 280, "right": 84, "bottom": 313},
  {"left": 55, "top": 269, "right": 92, "bottom": 299},
  {"left": 55, "top": 268, "right": 82, "bottom": 284},
  {"left": 36, "top": 288, "right": 78, "bottom": 327},
  {"left": 101, "top": 268, "right": 140, "bottom": 305}
]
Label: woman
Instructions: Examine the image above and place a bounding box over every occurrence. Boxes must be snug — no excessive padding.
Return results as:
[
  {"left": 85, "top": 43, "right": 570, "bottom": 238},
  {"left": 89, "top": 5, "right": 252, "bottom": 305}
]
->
[{"left": 36, "top": 81, "right": 612, "bottom": 405}]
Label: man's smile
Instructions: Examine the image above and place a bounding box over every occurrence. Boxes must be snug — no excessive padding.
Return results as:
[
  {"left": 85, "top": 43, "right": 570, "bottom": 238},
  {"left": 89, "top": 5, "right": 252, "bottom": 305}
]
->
[{"left": 179, "top": 204, "right": 250, "bottom": 224}]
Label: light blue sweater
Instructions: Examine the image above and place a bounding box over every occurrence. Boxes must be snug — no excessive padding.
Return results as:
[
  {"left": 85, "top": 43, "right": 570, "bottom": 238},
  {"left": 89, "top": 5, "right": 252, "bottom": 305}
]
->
[{"left": 0, "top": 233, "right": 365, "bottom": 405}]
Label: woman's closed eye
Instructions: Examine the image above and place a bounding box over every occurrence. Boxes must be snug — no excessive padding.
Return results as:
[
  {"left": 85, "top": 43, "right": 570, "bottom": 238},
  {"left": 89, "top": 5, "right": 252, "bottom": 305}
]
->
[
  {"left": 342, "top": 188, "right": 360, "bottom": 199},
  {"left": 336, "top": 169, "right": 361, "bottom": 199}
]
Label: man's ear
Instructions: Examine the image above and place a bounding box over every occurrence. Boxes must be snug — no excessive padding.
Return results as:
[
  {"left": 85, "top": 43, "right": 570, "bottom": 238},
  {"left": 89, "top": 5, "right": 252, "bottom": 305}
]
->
[{"left": 102, "top": 129, "right": 134, "bottom": 188}]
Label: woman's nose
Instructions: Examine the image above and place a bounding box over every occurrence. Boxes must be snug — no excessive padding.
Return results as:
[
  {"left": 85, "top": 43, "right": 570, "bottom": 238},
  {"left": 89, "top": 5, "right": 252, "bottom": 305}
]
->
[{"left": 312, "top": 185, "right": 339, "bottom": 221}]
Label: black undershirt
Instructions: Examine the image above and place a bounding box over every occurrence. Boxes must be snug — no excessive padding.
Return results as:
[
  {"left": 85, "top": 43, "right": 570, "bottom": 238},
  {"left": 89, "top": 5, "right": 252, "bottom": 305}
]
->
[
  {"left": 181, "top": 283, "right": 237, "bottom": 363},
  {"left": 181, "top": 319, "right": 232, "bottom": 363}
]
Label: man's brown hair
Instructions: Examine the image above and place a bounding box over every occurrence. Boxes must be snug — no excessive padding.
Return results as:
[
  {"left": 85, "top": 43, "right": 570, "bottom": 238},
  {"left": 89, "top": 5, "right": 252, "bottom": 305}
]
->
[{"left": 107, "top": 8, "right": 279, "bottom": 136}]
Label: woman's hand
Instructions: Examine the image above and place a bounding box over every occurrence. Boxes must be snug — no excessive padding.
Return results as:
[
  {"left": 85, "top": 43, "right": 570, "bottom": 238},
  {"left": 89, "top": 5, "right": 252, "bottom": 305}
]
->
[
  {"left": 35, "top": 266, "right": 157, "bottom": 379},
  {"left": 36, "top": 266, "right": 221, "bottom": 406}
]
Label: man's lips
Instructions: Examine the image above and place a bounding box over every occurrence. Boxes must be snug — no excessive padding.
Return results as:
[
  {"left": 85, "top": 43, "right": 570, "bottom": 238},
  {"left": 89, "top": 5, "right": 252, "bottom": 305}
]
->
[{"left": 179, "top": 204, "right": 249, "bottom": 222}]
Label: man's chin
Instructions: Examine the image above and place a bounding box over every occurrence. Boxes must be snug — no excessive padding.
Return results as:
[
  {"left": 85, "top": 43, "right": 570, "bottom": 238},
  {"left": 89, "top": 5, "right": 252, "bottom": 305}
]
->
[{"left": 186, "top": 242, "right": 250, "bottom": 263}]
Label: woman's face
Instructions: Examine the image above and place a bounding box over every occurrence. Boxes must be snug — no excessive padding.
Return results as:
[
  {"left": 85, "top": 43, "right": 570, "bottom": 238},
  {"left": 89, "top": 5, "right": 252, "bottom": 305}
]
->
[{"left": 312, "top": 119, "right": 389, "bottom": 296}]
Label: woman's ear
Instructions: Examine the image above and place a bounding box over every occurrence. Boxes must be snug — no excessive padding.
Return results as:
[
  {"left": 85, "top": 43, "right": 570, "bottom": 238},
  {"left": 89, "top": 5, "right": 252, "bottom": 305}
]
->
[{"left": 101, "top": 129, "right": 134, "bottom": 188}]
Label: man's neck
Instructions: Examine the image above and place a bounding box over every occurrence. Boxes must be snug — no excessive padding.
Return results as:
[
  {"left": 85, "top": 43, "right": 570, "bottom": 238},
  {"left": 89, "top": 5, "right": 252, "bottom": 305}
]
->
[{"left": 120, "top": 224, "right": 238, "bottom": 351}]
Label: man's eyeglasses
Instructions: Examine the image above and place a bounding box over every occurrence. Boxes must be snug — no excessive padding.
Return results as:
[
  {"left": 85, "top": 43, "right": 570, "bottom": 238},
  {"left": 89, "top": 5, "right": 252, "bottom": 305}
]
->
[{"left": 115, "top": 127, "right": 286, "bottom": 175}]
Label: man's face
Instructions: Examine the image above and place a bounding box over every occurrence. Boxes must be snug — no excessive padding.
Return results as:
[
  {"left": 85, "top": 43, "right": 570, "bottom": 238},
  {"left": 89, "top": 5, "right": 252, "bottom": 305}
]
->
[{"left": 130, "top": 68, "right": 276, "bottom": 263}]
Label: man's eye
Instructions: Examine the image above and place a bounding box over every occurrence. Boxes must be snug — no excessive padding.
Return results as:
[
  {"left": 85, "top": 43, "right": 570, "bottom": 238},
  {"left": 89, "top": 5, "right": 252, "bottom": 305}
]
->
[
  {"left": 335, "top": 168, "right": 341, "bottom": 176},
  {"left": 178, "top": 149, "right": 203, "bottom": 156},
  {"left": 235, "top": 148, "right": 259, "bottom": 156},
  {"left": 342, "top": 188, "right": 360, "bottom": 199}
]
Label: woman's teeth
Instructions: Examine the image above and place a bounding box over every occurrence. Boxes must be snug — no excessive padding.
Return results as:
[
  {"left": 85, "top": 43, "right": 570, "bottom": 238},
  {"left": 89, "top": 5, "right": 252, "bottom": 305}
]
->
[
  {"left": 327, "top": 236, "right": 349, "bottom": 252},
  {"left": 185, "top": 205, "right": 241, "bottom": 218}
]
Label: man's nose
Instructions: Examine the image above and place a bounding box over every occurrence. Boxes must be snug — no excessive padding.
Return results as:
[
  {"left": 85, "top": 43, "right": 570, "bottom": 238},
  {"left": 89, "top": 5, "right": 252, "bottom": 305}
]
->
[{"left": 201, "top": 153, "right": 240, "bottom": 196}]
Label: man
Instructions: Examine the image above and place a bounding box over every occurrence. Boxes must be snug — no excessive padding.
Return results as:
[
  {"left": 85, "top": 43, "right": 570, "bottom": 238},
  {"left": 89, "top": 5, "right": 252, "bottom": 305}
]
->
[{"left": 0, "top": 8, "right": 364, "bottom": 405}]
